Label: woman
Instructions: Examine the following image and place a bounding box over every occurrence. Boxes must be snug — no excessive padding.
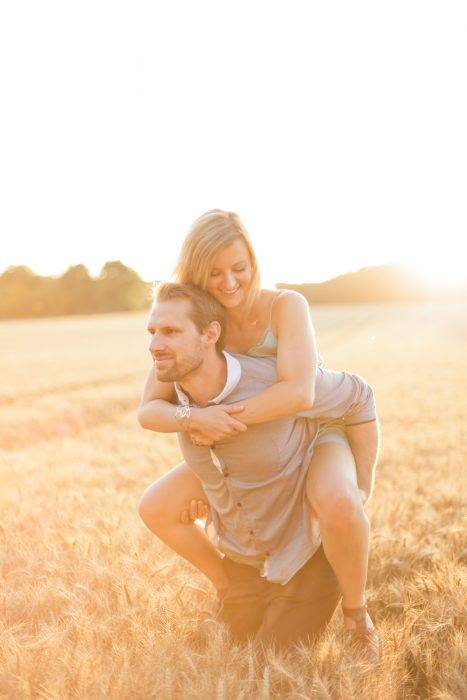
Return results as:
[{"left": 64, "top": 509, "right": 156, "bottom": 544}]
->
[{"left": 138, "top": 209, "right": 379, "bottom": 654}]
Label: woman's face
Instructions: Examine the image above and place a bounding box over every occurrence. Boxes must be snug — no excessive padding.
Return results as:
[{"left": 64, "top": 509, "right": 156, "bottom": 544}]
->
[{"left": 205, "top": 237, "right": 253, "bottom": 309}]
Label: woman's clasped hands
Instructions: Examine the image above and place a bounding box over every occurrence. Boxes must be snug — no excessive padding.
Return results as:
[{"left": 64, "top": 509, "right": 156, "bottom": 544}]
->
[{"left": 187, "top": 403, "right": 246, "bottom": 447}]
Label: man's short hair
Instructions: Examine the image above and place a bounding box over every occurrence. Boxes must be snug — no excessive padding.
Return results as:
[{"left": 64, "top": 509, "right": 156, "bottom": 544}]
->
[{"left": 152, "top": 282, "right": 226, "bottom": 351}]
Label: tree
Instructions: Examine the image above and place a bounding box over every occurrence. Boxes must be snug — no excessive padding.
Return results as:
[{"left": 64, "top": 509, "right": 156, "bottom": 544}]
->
[
  {"left": 95, "top": 261, "right": 150, "bottom": 312},
  {"left": 0, "top": 266, "right": 45, "bottom": 318},
  {"left": 56, "top": 264, "right": 95, "bottom": 314}
]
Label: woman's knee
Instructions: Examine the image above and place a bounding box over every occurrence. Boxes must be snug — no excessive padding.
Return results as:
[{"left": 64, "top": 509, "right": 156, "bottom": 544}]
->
[
  {"left": 312, "top": 483, "right": 365, "bottom": 529},
  {"left": 306, "top": 442, "right": 364, "bottom": 529}
]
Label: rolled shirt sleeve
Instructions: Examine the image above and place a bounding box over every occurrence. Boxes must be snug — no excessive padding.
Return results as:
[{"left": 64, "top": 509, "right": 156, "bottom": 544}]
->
[{"left": 297, "top": 366, "right": 377, "bottom": 425}]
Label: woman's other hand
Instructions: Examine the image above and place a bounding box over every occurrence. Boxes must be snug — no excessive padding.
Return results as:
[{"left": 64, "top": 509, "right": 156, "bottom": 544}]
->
[
  {"left": 189, "top": 404, "right": 247, "bottom": 443},
  {"left": 180, "top": 499, "right": 210, "bottom": 523}
]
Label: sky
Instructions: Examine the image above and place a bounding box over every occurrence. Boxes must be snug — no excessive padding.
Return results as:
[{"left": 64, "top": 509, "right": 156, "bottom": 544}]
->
[{"left": 1, "top": 1, "right": 466, "bottom": 287}]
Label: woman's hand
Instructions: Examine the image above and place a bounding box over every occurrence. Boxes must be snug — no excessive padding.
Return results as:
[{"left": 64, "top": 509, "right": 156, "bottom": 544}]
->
[
  {"left": 188, "top": 404, "right": 247, "bottom": 444},
  {"left": 180, "top": 499, "right": 210, "bottom": 524}
]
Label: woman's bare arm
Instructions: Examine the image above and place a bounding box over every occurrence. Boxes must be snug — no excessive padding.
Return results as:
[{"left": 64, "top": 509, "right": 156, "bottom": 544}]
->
[
  {"left": 137, "top": 364, "right": 246, "bottom": 437},
  {"left": 226, "top": 291, "right": 318, "bottom": 426},
  {"left": 137, "top": 365, "right": 181, "bottom": 432}
]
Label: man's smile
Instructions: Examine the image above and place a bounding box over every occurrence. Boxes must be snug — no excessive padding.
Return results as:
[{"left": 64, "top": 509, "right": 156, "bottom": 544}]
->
[{"left": 154, "top": 354, "right": 174, "bottom": 363}]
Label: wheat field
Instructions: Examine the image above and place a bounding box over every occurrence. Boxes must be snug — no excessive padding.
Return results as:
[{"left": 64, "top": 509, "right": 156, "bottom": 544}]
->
[{"left": 1, "top": 301, "right": 466, "bottom": 699}]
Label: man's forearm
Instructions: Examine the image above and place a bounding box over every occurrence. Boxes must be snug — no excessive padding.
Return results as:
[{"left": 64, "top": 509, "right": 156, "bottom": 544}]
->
[{"left": 345, "top": 419, "right": 380, "bottom": 500}]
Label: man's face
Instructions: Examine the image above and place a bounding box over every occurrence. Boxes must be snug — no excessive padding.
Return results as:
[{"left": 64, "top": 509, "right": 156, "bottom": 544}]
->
[{"left": 147, "top": 298, "right": 205, "bottom": 382}]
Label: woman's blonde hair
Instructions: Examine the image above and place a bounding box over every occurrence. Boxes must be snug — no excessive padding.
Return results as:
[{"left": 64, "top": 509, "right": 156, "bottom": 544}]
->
[{"left": 173, "top": 209, "right": 261, "bottom": 314}]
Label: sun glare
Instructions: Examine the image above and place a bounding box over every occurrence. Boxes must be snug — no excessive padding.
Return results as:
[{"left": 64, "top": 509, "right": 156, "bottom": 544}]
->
[{"left": 404, "top": 256, "right": 467, "bottom": 289}]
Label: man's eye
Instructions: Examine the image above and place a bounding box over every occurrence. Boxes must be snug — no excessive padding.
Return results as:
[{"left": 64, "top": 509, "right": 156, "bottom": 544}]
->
[
  {"left": 234, "top": 267, "right": 246, "bottom": 272},
  {"left": 210, "top": 271, "right": 221, "bottom": 277}
]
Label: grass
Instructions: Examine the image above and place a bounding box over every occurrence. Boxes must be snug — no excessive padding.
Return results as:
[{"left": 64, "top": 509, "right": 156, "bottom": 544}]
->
[{"left": 1, "top": 301, "right": 466, "bottom": 698}]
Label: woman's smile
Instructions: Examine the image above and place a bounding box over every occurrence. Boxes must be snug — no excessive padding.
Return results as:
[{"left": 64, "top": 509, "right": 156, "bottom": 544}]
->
[{"left": 219, "top": 286, "right": 240, "bottom": 295}]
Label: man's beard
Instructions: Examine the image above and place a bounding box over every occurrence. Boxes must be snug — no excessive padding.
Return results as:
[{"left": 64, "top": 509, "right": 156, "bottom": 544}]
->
[{"left": 154, "top": 345, "right": 204, "bottom": 383}]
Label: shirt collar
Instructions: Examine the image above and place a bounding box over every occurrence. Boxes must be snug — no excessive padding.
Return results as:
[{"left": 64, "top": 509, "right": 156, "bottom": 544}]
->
[{"left": 174, "top": 351, "right": 241, "bottom": 406}]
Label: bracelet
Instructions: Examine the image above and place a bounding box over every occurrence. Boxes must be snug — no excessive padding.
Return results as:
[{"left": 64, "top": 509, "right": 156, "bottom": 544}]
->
[{"left": 174, "top": 403, "right": 191, "bottom": 431}]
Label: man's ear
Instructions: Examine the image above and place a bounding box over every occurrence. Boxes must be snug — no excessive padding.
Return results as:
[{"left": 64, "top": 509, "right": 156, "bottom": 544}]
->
[{"left": 203, "top": 321, "right": 222, "bottom": 348}]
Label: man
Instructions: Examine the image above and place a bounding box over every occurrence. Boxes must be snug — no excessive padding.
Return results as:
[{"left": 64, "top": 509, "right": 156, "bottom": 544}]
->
[{"left": 138, "top": 282, "right": 380, "bottom": 657}]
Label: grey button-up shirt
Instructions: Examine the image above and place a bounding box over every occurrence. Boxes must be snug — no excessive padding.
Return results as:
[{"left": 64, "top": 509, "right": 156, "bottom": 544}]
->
[{"left": 175, "top": 353, "right": 376, "bottom": 585}]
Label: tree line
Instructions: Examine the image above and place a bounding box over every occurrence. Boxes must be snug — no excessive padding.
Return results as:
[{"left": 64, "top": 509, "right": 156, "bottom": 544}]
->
[
  {"left": 1, "top": 261, "right": 465, "bottom": 320},
  {"left": 0, "top": 262, "right": 152, "bottom": 319}
]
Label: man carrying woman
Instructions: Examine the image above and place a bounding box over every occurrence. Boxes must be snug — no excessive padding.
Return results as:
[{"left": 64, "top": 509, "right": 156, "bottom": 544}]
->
[{"left": 138, "top": 210, "right": 380, "bottom": 660}]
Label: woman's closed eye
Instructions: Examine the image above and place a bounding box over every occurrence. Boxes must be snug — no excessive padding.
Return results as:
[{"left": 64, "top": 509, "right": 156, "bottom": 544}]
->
[{"left": 210, "top": 267, "right": 246, "bottom": 277}]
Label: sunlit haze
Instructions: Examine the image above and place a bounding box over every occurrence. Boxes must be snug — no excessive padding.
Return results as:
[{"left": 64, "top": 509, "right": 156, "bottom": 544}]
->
[{"left": 1, "top": 2, "right": 466, "bottom": 287}]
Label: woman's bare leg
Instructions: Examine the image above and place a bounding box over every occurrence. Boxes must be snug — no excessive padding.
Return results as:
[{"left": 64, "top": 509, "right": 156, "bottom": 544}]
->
[
  {"left": 139, "top": 462, "right": 229, "bottom": 594},
  {"left": 306, "top": 440, "right": 369, "bottom": 610}
]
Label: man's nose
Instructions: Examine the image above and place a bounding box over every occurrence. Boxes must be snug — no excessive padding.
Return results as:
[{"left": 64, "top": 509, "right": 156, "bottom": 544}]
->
[{"left": 149, "top": 334, "right": 166, "bottom": 354}]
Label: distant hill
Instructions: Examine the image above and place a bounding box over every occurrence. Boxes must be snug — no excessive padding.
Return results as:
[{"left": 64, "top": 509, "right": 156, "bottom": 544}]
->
[{"left": 277, "top": 264, "right": 467, "bottom": 304}]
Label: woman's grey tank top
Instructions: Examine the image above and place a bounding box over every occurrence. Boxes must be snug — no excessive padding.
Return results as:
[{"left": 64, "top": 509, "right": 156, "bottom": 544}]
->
[{"left": 246, "top": 290, "right": 288, "bottom": 357}]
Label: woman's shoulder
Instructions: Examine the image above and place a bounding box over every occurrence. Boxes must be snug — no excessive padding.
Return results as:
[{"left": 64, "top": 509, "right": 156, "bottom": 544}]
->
[
  {"left": 260, "top": 287, "right": 308, "bottom": 311},
  {"left": 259, "top": 288, "right": 323, "bottom": 364},
  {"left": 269, "top": 288, "right": 310, "bottom": 322},
  {"left": 258, "top": 288, "right": 281, "bottom": 304},
  {"left": 273, "top": 287, "right": 308, "bottom": 301},
  {"left": 251, "top": 288, "right": 310, "bottom": 339}
]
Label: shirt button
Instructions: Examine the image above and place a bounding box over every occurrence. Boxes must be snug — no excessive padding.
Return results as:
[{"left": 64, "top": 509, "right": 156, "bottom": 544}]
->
[
  {"left": 236, "top": 502, "right": 242, "bottom": 507},
  {"left": 223, "top": 472, "right": 229, "bottom": 477},
  {"left": 265, "top": 551, "right": 270, "bottom": 556},
  {"left": 249, "top": 530, "right": 254, "bottom": 535}
]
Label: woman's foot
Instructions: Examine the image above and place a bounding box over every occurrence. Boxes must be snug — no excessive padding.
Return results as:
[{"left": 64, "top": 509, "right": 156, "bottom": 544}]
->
[{"left": 342, "top": 604, "right": 381, "bottom": 663}]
